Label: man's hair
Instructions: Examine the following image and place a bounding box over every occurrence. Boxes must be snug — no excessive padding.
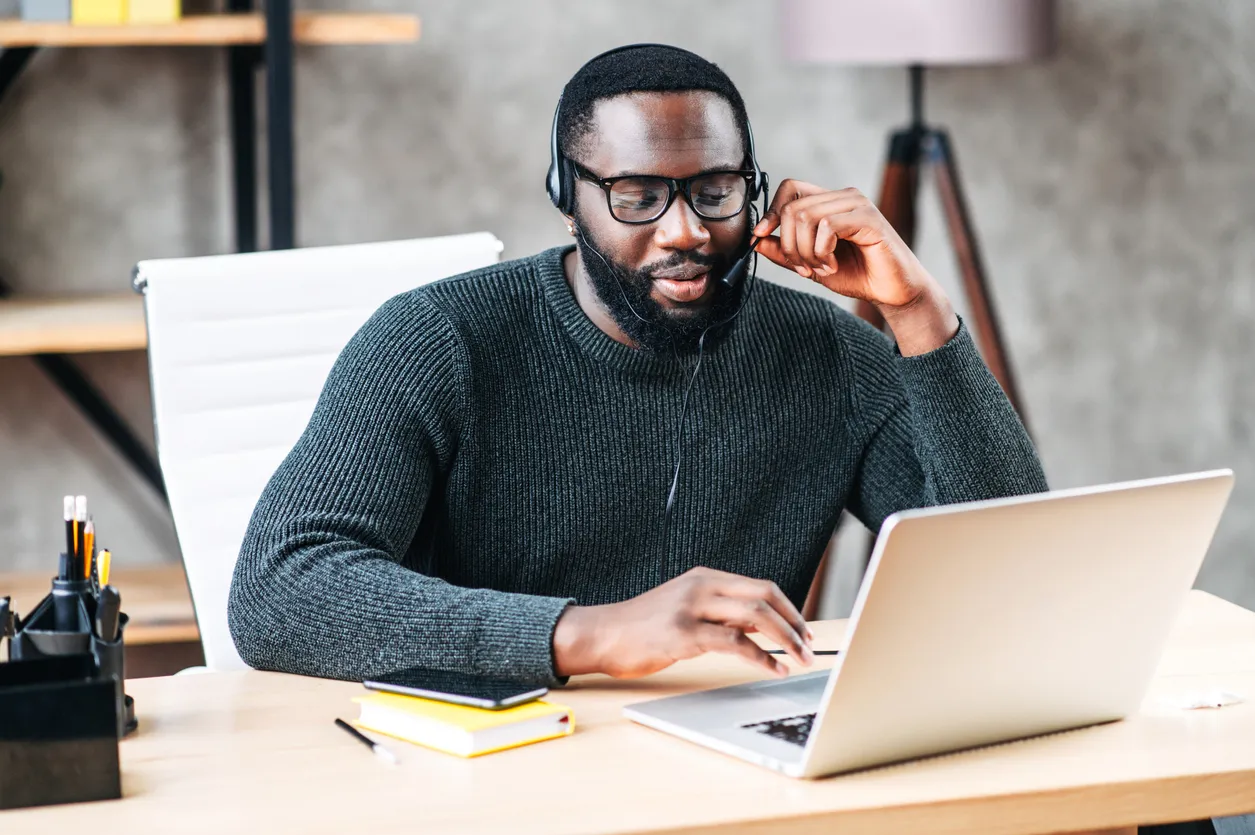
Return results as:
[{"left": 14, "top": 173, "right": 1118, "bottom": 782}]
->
[{"left": 557, "top": 45, "right": 751, "bottom": 166}]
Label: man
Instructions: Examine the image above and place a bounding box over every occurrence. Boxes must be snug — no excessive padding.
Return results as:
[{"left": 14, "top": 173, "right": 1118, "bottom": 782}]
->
[{"left": 228, "top": 44, "right": 1046, "bottom": 685}]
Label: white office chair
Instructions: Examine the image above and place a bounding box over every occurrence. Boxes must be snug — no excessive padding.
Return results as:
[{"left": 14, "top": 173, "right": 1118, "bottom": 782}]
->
[{"left": 136, "top": 233, "right": 505, "bottom": 671}]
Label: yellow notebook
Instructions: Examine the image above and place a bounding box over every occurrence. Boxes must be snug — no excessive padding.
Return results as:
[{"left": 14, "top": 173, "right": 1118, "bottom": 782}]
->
[{"left": 353, "top": 692, "right": 573, "bottom": 758}]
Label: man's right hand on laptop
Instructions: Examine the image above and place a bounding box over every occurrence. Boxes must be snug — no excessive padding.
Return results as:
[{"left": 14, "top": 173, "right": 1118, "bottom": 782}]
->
[{"left": 551, "top": 567, "right": 815, "bottom": 679}]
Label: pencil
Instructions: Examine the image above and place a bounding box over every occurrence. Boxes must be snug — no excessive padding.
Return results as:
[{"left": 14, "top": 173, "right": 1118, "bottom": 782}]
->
[
  {"left": 83, "top": 519, "right": 95, "bottom": 580},
  {"left": 74, "top": 496, "right": 86, "bottom": 579},
  {"left": 62, "top": 496, "right": 75, "bottom": 577},
  {"left": 98, "top": 549, "right": 112, "bottom": 588}
]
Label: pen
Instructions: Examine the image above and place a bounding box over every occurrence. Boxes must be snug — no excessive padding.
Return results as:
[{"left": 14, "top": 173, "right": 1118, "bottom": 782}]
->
[
  {"left": 96, "top": 585, "right": 121, "bottom": 643},
  {"left": 334, "top": 718, "right": 398, "bottom": 765},
  {"left": 766, "top": 649, "right": 841, "bottom": 655}
]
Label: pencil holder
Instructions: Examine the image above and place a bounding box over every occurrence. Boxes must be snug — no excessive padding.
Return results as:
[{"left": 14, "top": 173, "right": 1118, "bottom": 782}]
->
[
  {"left": 0, "top": 654, "right": 122, "bottom": 810},
  {"left": 9, "top": 579, "right": 137, "bottom": 739}
]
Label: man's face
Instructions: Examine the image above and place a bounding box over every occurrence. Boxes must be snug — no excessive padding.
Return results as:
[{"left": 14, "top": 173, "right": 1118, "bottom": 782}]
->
[{"left": 570, "top": 91, "right": 752, "bottom": 352}]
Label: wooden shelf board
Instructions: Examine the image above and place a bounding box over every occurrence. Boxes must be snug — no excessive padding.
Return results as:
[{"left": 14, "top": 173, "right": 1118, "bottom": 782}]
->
[
  {"left": 0, "top": 12, "right": 419, "bottom": 47},
  {"left": 0, "top": 292, "right": 147, "bottom": 356}
]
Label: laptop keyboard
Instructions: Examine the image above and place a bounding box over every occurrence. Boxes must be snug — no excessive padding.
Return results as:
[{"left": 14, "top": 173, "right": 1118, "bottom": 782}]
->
[{"left": 741, "top": 712, "right": 816, "bottom": 747}]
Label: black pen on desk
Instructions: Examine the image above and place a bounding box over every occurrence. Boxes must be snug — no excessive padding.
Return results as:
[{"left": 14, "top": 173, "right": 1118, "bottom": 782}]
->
[
  {"left": 766, "top": 649, "right": 840, "bottom": 655},
  {"left": 335, "top": 718, "right": 398, "bottom": 765},
  {"left": 96, "top": 585, "right": 121, "bottom": 642}
]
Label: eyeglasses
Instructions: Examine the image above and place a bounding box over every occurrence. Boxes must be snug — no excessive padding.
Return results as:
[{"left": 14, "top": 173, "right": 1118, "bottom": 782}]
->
[{"left": 572, "top": 162, "right": 756, "bottom": 224}]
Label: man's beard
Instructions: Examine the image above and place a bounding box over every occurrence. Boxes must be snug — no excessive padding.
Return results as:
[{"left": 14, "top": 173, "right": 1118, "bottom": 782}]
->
[{"left": 574, "top": 220, "right": 749, "bottom": 356}]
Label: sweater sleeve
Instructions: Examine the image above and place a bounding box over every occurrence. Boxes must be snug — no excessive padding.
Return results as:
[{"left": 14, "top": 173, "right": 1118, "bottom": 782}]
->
[
  {"left": 846, "top": 318, "right": 1048, "bottom": 533},
  {"left": 228, "top": 292, "right": 572, "bottom": 684}
]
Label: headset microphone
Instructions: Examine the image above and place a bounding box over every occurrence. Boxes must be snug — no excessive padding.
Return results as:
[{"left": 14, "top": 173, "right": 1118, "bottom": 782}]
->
[
  {"left": 720, "top": 172, "right": 768, "bottom": 290},
  {"left": 719, "top": 236, "right": 758, "bottom": 290}
]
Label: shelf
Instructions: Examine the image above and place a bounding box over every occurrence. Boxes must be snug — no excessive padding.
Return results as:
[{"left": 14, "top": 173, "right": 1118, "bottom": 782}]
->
[
  {"left": 0, "top": 293, "right": 147, "bottom": 356},
  {"left": 0, "top": 12, "right": 420, "bottom": 47}
]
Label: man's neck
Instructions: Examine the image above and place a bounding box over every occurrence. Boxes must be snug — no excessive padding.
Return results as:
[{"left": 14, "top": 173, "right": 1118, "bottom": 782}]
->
[{"left": 562, "top": 248, "right": 636, "bottom": 348}]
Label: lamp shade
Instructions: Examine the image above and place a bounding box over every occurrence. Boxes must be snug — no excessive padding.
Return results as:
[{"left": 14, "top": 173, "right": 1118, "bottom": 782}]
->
[{"left": 780, "top": 0, "right": 1056, "bottom": 66}]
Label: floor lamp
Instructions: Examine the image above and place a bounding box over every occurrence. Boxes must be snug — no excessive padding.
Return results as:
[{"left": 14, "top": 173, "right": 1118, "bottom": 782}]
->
[{"left": 784, "top": 0, "right": 1058, "bottom": 619}]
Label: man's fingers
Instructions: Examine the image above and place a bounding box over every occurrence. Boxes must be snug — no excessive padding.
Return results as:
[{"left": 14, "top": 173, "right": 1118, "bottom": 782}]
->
[
  {"left": 780, "top": 193, "right": 860, "bottom": 273},
  {"left": 682, "top": 567, "right": 811, "bottom": 652},
  {"left": 792, "top": 205, "right": 819, "bottom": 272},
  {"left": 754, "top": 235, "right": 811, "bottom": 276},
  {"left": 758, "top": 179, "right": 827, "bottom": 272},
  {"left": 753, "top": 235, "right": 786, "bottom": 268},
  {"left": 819, "top": 205, "right": 888, "bottom": 250},
  {"left": 718, "top": 577, "right": 810, "bottom": 649},
  {"left": 692, "top": 623, "right": 787, "bottom": 677},
  {"left": 700, "top": 596, "right": 812, "bottom": 667},
  {"left": 814, "top": 214, "right": 839, "bottom": 262},
  {"left": 761, "top": 178, "right": 826, "bottom": 224},
  {"left": 754, "top": 189, "right": 879, "bottom": 277}
]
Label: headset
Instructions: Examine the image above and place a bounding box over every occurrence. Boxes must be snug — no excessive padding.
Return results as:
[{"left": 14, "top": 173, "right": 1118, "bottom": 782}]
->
[
  {"left": 546, "top": 43, "right": 769, "bottom": 289},
  {"left": 545, "top": 43, "right": 771, "bottom": 531}
]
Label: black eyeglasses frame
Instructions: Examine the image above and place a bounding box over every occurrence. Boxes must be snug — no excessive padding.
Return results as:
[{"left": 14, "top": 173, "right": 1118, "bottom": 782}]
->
[{"left": 570, "top": 162, "right": 758, "bottom": 225}]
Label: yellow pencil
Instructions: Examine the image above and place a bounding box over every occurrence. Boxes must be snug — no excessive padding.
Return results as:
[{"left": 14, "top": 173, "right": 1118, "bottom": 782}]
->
[{"left": 99, "top": 549, "right": 112, "bottom": 588}]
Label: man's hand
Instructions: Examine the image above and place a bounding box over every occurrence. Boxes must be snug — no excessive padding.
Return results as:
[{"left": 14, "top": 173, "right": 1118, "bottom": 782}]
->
[
  {"left": 753, "top": 181, "right": 960, "bottom": 356},
  {"left": 552, "top": 567, "right": 815, "bottom": 679}
]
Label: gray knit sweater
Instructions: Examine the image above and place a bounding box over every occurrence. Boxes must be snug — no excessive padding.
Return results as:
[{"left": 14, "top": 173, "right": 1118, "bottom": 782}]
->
[{"left": 228, "top": 246, "right": 1046, "bottom": 684}]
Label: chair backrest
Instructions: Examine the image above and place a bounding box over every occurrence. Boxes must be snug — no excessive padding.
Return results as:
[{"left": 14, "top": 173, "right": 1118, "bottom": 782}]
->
[{"left": 136, "top": 233, "right": 504, "bottom": 670}]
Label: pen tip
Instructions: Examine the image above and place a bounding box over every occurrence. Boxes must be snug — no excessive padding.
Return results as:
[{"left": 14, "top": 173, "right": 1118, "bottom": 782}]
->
[{"left": 374, "top": 746, "right": 398, "bottom": 765}]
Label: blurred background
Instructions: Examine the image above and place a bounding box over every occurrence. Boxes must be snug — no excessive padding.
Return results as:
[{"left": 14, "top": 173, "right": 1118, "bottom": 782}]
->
[{"left": 1, "top": 0, "right": 1251, "bottom": 619}]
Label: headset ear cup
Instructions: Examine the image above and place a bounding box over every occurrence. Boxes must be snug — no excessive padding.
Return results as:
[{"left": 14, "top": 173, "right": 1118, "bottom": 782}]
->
[{"left": 546, "top": 161, "right": 560, "bottom": 209}]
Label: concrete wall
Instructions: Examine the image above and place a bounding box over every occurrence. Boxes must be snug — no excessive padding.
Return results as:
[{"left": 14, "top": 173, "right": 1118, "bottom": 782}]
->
[{"left": 2, "top": 0, "right": 1252, "bottom": 613}]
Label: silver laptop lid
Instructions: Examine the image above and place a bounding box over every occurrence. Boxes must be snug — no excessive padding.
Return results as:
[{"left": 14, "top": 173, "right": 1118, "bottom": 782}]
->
[{"left": 800, "top": 470, "right": 1234, "bottom": 777}]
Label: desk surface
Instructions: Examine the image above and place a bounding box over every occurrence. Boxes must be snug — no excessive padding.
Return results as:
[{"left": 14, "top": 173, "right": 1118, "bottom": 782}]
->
[
  {"left": 6, "top": 590, "right": 1255, "bottom": 835},
  {"left": 2, "top": 565, "right": 198, "bottom": 645}
]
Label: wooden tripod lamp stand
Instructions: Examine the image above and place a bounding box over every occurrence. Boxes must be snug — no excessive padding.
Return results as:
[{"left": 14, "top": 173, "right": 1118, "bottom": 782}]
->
[{"left": 782, "top": 0, "right": 1057, "bottom": 617}]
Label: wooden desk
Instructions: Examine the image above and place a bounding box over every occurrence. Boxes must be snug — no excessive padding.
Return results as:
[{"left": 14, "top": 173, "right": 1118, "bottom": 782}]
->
[
  {"left": 2, "top": 565, "right": 202, "bottom": 676},
  {"left": 5, "top": 590, "right": 1255, "bottom": 834}
]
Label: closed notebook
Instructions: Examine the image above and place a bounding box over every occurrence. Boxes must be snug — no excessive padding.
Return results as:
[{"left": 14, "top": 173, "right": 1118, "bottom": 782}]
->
[{"left": 353, "top": 692, "right": 573, "bottom": 758}]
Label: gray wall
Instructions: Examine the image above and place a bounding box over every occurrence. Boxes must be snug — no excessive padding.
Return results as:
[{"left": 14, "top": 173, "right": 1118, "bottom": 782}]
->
[{"left": 2, "top": 1, "right": 1253, "bottom": 612}]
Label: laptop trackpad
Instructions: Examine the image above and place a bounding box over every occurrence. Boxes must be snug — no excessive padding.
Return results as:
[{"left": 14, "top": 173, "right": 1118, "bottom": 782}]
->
[
  {"left": 748, "top": 671, "right": 830, "bottom": 709},
  {"left": 628, "top": 671, "right": 829, "bottom": 730}
]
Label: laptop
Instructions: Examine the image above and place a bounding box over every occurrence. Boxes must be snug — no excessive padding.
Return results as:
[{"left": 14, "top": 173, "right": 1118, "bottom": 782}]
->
[{"left": 623, "top": 470, "right": 1235, "bottom": 778}]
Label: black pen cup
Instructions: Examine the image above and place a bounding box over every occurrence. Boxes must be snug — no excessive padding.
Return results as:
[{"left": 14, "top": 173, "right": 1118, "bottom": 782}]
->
[
  {"left": 0, "top": 654, "right": 122, "bottom": 810},
  {"left": 8, "top": 581, "right": 137, "bottom": 739}
]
